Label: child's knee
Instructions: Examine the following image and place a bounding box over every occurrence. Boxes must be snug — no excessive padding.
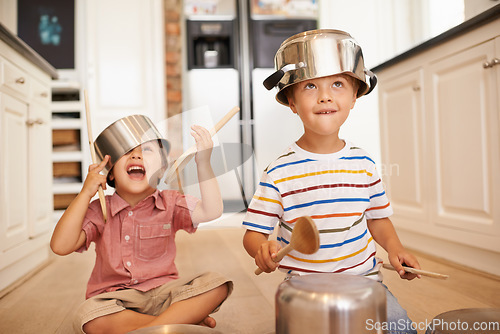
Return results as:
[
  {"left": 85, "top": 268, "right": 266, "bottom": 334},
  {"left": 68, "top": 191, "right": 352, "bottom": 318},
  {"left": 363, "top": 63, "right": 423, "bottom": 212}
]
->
[
  {"left": 213, "top": 282, "right": 229, "bottom": 301},
  {"left": 82, "top": 316, "right": 107, "bottom": 334}
]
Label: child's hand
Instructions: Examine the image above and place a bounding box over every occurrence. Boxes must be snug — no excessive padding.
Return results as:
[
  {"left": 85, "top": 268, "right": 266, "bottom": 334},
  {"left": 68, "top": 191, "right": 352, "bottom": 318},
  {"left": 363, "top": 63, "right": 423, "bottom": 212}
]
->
[
  {"left": 255, "top": 240, "right": 282, "bottom": 273},
  {"left": 388, "top": 250, "right": 421, "bottom": 280},
  {"left": 191, "top": 125, "right": 213, "bottom": 165},
  {"left": 81, "top": 155, "right": 109, "bottom": 199}
]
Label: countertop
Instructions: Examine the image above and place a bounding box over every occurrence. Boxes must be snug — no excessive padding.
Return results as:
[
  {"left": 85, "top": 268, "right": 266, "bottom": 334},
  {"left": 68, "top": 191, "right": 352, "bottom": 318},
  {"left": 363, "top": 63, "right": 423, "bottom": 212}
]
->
[
  {"left": 0, "top": 23, "right": 58, "bottom": 79},
  {"left": 372, "top": 4, "right": 500, "bottom": 72}
]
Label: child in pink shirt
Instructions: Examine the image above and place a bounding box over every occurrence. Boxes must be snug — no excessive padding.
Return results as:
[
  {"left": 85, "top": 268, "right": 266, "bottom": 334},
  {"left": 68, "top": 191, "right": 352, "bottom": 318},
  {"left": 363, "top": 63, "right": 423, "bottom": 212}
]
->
[{"left": 51, "top": 117, "right": 232, "bottom": 334}]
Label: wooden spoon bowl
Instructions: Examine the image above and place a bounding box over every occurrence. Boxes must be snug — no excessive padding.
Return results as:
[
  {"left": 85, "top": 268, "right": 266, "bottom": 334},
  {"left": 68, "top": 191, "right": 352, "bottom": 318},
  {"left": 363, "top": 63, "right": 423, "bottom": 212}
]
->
[{"left": 255, "top": 216, "right": 320, "bottom": 275}]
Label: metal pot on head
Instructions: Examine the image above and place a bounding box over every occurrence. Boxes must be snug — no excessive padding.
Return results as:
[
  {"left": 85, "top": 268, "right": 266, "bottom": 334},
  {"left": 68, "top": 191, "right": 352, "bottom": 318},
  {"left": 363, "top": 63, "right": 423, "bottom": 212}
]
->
[
  {"left": 94, "top": 115, "right": 170, "bottom": 186},
  {"left": 263, "top": 29, "right": 377, "bottom": 106}
]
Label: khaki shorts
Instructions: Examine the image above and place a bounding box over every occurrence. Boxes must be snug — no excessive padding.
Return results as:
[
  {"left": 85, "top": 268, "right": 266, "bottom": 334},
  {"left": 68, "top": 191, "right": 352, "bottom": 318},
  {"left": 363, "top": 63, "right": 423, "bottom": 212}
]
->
[{"left": 74, "top": 272, "right": 233, "bottom": 333}]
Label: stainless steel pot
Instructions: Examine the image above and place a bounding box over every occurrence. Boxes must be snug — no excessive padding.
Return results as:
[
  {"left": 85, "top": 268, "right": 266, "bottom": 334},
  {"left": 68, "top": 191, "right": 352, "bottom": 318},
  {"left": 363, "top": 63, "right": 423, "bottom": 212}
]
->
[
  {"left": 276, "top": 273, "right": 387, "bottom": 334},
  {"left": 263, "top": 29, "right": 377, "bottom": 105},
  {"left": 94, "top": 115, "right": 170, "bottom": 175},
  {"left": 127, "top": 324, "right": 223, "bottom": 334},
  {"left": 426, "top": 308, "right": 500, "bottom": 334}
]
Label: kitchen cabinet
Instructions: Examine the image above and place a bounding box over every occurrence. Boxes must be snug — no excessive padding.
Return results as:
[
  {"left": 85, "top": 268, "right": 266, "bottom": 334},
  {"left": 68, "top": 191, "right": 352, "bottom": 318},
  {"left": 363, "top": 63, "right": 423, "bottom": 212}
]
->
[
  {"left": 0, "top": 32, "right": 56, "bottom": 292},
  {"left": 376, "top": 17, "right": 500, "bottom": 275},
  {"left": 84, "top": 0, "right": 165, "bottom": 136},
  {"left": 0, "top": 93, "right": 29, "bottom": 251},
  {"left": 28, "top": 95, "right": 53, "bottom": 237}
]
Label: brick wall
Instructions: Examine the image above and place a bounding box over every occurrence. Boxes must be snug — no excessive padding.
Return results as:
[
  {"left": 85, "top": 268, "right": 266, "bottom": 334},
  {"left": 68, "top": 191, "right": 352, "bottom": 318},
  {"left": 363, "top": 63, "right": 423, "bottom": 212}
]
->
[{"left": 164, "top": 0, "right": 183, "bottom": 161}]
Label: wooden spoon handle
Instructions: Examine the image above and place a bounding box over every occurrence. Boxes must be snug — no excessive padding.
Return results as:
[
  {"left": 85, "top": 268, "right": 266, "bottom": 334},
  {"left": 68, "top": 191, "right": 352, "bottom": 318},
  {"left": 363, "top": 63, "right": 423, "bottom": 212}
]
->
[
  {"left": 254, "top": 244, "right": 293, "bottom": 275},
  {"left": 382, "top": 264, "right": 449, "bottom": 279},
  {"left": 84, "top": 90, "right": 108, "bottom": 222},
  {"left": 164, "top": 106, "right": 240, "bottom": 184},
  {"left": 210, "top": 106, "right": 240, "bottom": 136}
]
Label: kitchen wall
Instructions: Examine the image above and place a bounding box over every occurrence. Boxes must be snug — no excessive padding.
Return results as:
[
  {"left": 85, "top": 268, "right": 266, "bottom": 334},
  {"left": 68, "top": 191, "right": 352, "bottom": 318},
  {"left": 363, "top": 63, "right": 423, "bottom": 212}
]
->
[
  {"left": 318, "top": 0, "right": 467, "bottom": 169},
  {"left": 1, "top": 0, "right": 481, "bottom": 177}
]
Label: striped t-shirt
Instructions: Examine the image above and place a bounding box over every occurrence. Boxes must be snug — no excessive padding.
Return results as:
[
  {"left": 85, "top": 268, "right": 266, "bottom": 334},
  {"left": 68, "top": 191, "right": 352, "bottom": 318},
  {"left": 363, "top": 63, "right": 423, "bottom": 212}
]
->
[{"left": 243, "top": 141, "right": 392, "bottom": 280}]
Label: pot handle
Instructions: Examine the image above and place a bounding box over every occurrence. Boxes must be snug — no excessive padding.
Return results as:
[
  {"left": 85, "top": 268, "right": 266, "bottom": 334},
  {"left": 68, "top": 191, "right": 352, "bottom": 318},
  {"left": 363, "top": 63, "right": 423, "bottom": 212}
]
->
[
  {"left": 263, "top": 63, "right": 305, "bottom": 90},
  {"left": 364, "top": 69, "right": 378, "bottom": 95},
  {"left": 263, "top": 70, "right": 285, "bottom": 90}
]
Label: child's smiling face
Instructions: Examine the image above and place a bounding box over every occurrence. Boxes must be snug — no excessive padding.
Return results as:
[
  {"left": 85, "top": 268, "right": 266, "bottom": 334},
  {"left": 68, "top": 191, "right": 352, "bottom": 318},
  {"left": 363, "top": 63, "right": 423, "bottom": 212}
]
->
[
  {"left": 109, "top": 140, "right": 166, "bottom": 197},
  {"left": 288, "top": 74, "right": 357, "bottom": 139}
]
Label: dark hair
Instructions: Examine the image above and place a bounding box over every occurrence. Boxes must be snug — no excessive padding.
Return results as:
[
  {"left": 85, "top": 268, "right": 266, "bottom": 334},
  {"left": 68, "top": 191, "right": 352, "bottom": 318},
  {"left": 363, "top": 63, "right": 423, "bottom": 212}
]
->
[{"left": 106, "top": 139, "right": 169, "bottom": 188}]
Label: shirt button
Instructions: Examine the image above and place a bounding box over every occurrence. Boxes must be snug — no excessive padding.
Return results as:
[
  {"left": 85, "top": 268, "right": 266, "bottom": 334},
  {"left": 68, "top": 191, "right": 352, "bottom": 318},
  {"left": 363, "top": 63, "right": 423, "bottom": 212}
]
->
[
  {"left": 133, "top": 279, "right": 139, "bottom": 284},
  {"left": 124, "top": 235, "right": 130, "bottom": 241},
  {"left": 126, "top": 261, "right": 132, "bottom": 267},
  {"left": 128, "top": 211, "right": 133, "bottom": 216}
]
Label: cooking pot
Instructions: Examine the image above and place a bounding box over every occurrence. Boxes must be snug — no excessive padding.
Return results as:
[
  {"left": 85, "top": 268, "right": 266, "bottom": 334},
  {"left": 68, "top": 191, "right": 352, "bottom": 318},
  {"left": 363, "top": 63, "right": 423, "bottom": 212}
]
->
[
  {"left": 426, "top": 308, "right": 500, "bottom": 334},
  {"left": 263, "top": 29, "right": 377, "bottom": 106},
  {"left": 94, "top": 115, "right": 170, "bottom": 175},
  {"left": 127, "top": 324, "right": 222, "bottom": 334},
  {"left": 276, "top": 273, "right": 387, "bottom": 334}
]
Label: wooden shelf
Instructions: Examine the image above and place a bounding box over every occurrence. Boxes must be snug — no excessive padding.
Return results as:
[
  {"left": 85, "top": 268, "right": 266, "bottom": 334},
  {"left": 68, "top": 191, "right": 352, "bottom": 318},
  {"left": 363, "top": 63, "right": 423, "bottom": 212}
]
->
[{"left": 50, "top": 80, "right": 86, "bottom": 211}]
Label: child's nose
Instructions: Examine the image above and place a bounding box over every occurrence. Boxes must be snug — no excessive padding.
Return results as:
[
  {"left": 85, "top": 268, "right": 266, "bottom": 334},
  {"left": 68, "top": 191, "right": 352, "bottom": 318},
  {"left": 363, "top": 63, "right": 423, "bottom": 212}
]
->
[
  {"left": 130, "top": 147, "right": 143, "bottom": 159},
  {"left": 318, "top": 92, "right": 333, "bottom": 103},
  {"left": 318, "top": 86, "right": 333, "bottom": 103}
]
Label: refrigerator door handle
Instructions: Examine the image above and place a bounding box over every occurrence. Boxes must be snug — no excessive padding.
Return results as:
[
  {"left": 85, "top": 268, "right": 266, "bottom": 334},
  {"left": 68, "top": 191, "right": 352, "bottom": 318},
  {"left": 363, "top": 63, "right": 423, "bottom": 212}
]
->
[{"left": 263, "top": 62, "right": 305, "bottom": 90}]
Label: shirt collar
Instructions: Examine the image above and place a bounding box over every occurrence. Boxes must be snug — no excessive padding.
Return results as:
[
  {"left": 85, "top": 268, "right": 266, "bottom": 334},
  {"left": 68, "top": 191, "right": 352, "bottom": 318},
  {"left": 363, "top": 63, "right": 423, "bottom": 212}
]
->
[{"left": 109, "top": 189, "right": 165, "bottom": 217}]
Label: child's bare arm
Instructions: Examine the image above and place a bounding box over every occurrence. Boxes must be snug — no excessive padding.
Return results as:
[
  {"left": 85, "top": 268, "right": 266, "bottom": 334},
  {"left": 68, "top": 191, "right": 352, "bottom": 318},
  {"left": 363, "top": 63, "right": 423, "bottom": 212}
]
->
[
  {"left": 50, "top": 156, "right": 110, "bottom": 255},
  {"left": 367, "top": 217, "right": 421, "bottom": 280},
  {"left": 189, "top": 125, "right": 223, "bottom": 223},
  {"left": 243, "top": 230, "right": 281, "bottom": 273}
]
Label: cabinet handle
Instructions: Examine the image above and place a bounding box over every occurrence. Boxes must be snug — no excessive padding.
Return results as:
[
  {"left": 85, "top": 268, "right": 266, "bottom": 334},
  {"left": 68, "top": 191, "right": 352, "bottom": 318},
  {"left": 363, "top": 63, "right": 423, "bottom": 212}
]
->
[
  {"left": 15, "top": 77, "right": 26, "bottom": 84},
  {"left": 483, "top": 58, "right": 499, "bottom": 68},
  {"left": 41, "top": 92, "right": 49, "bottom": 98},
  {"left": 26, "top": 118, "right": 44, "bottom": 126},
  {"left": 412, "top": 85, "right": 421, "bottom": 91}
]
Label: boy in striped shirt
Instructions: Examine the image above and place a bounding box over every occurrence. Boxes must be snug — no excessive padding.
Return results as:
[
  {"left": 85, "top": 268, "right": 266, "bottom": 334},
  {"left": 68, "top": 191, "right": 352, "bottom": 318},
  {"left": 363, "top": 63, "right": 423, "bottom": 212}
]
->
[{"left": 243, "top": 29, "right": 419, "bottom": 334}]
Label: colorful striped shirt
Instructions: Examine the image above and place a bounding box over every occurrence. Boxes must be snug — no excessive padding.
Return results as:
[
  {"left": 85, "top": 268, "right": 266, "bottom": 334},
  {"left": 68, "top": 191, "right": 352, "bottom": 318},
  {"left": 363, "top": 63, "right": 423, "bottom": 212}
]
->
[{"left": 243, "top": 142, "right": 392, "bottom": 280}]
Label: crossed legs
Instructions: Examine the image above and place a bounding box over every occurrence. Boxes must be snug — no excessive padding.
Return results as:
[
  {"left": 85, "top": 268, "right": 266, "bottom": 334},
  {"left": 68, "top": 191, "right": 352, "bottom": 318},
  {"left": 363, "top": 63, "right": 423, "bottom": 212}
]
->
[{"left": 83, "top": 283, "right": 229, "bottom": 334}]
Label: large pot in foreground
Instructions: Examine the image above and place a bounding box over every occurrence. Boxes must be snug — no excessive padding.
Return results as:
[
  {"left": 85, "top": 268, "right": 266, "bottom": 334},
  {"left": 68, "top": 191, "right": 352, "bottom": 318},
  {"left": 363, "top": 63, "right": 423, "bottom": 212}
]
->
[
  {"left": 128, "top": 324, "right": 222, "bottom": 334},
  {"left": 276, "top": 273, "right": 387, "bottom": 333}
]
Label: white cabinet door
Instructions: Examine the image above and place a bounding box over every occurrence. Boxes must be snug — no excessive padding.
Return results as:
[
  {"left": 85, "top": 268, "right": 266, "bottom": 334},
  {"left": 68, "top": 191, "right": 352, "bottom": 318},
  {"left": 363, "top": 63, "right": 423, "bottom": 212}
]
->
[
  {"left": 28, "top": 102, "right": 53, "bottom": 237},
  {"left": 379, "top": 69, "right": 428, "bottom": 229},
  {"left": 0, "top": 93, "right": 29, "bottom": 252},
  {"left": 84, "top": 0, "right": 165, "bottom": 135},
  {"left": 427, "top": 39, "right": 500, "bottom": 242}
]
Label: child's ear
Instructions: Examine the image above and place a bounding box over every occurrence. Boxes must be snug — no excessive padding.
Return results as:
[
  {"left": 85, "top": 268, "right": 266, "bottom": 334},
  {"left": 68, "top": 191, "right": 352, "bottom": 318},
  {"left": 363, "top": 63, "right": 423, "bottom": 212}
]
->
[
  {"left": 288, "top": 97, "right": 298, "bottom": 114},
  {"left": 350, "top": 96, "right": 357, "bottom": 110}
]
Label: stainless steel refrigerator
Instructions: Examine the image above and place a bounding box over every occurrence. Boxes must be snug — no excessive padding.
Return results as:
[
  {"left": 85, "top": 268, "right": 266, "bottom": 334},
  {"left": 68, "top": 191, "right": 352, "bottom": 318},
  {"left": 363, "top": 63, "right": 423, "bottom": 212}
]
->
[{"left": 183, "top": 0, "right": 317, "bottom": 212}]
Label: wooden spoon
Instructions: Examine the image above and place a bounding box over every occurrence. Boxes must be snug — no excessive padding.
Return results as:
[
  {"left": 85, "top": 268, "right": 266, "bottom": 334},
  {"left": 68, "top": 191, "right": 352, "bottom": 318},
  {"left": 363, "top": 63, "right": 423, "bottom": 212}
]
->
[
  {"left": 255, "top": 216, "right": 320, "bottom": 275},
  {"left": 382, "top": 263, "right": 449, "bottom": 279},
  {"left": 164, "top": 106, "right": 240, "bottom": 184},
  {"left": 84, "top": 90, "right": 107, "bottom": 222}
]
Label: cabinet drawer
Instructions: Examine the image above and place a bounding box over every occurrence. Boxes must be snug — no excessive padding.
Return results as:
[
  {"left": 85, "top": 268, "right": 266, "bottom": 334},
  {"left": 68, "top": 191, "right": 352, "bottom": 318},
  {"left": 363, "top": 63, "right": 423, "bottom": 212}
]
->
[
  {"left": 54, "top": 193, "right": 78, "bottom": 210},
  {"left": 53, "top": 161, "right": 81, "bottom": 178},
  {"left": 31, "top": 78, "right": 51, "bottom": 106},
  {"left": 52, "top": 129, "right": 81, "bottom": 147},
  {"left": 2, "top": 61, "right": 30, "bottom": 99}
]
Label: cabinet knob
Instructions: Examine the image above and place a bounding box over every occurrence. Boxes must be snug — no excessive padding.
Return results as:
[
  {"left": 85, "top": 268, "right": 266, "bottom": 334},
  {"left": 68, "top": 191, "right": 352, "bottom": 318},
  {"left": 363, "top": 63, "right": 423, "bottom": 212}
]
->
[
  {"left": 483, "top": 58, "right": 499, "bottom": 68},
  {"left": 15, "top": 77, "right": 26, "bottom": 84},
  {"left": 412, "top": 85, "right": 421, "bottom": 91},
  {"left": 41, "top": 92, "right": 49, "bottom": 98},
  {"left": 26, "top": 118, "right": 44, "bottom": 126}
]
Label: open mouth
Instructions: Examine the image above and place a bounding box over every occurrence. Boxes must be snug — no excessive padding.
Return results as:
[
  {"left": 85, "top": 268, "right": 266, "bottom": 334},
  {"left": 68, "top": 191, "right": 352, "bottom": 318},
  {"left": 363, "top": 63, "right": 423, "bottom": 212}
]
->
[
  {"left": 317, "top": 110, "right": 336, "bottom": 114},
  {"left": 127, "top": 165, "right": 146, "bottom": 179}
]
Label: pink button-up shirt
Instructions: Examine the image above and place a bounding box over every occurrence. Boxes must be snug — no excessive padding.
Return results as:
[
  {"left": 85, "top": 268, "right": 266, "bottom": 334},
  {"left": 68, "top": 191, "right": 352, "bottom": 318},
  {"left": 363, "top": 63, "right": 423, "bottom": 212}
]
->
[{"left": 79, "top": 189, "right": 199, "bottom": 299}]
